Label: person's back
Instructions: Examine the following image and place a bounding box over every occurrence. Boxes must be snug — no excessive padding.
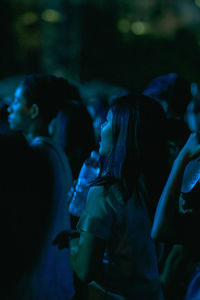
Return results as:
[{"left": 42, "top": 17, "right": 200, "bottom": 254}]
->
[
  {"left": 0, "top": 134, "right": 54, "bottom": 299},
  {"left": 15, "top": 136, "right": 74, "bottom": 300}
]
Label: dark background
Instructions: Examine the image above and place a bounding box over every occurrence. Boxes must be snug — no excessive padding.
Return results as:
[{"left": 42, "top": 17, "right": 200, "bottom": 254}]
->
[{"left": 1, "top": 0, "right": 200, "bottom": 97}]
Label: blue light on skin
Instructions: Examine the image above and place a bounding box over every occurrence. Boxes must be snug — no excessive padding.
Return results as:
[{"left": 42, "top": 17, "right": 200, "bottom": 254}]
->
[
  {"left": 8, "top": 85, "right": 48, "bottom": 143},
  {"left": 8, "top": 85, "right": 33, "bottom": 132},
  {"left": 99, "top": 110, "right": 113, "bottom": 156}
]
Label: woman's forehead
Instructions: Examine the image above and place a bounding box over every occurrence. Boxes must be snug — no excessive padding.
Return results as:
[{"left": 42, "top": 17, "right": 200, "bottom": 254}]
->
[{"left": 14, "top": 85, "right": 23, "bottom": 98}]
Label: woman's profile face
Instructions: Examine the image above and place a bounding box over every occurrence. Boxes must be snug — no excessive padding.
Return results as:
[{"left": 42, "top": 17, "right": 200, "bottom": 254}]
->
[
  {"left": 7, "top": 85, "right": 32, "bottom": 132},
  {"left": 99, "top": 109, "right": 113, "bottom": 156}
]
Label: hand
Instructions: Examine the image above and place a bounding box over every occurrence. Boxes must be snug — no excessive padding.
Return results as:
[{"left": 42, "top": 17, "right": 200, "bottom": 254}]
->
[
  {"left": 179, "top": 132, "right": 200, "bottom": 162},
  {"left": 52, "top": 230, "right": 70, "bottom": 249},
  {"left": 52, "top": 230, "right": 80, "bottom": 249}
]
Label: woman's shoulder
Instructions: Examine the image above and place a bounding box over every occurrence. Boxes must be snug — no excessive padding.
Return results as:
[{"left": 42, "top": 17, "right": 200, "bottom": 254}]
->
[
  {"left": 88, "top": 183, "right": 125, "bottom": 213},
  {"left": 87, "top": 185, "right": 105, "bottom": 198}
]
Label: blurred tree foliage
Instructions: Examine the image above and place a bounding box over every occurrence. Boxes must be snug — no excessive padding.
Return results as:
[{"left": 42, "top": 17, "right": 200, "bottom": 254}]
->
[{"left": 1, "top": 0, "right": 200, "bottom": 90}]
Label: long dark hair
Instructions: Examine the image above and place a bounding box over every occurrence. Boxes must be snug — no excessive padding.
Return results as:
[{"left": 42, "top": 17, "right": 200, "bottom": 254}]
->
[
  {"left": 95, "top": 93, "right": 169, "bottom": 217},
  {"left": 57, "top": 100, "right": 96, "bottom": 178}
]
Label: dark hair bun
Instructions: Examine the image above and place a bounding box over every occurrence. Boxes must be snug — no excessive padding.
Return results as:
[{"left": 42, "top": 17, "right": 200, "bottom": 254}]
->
[{"left": 22, "top": 74, "right": 80, "bottom": 122}]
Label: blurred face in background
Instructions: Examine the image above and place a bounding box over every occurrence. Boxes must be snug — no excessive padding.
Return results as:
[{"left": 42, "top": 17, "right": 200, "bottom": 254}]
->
[
  {"left": 7, "top": 85, "right": 33, "bottom": 132},
  {"left": 99, "top": 109, "right": 113, "bottom": 156}
]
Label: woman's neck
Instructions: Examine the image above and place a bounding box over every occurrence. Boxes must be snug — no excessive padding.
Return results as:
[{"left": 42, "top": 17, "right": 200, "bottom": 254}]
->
[{"left": 24, "top": 121, "right": 50, "bottom": 143}]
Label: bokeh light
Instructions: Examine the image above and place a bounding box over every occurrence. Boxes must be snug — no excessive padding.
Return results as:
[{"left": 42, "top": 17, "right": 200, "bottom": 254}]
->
[
  {"left": 117, "top": 19, "right": 131, "bottom": 33},
  {"left": 131, "top": 21, "right": 148, "bottom": 35},
  {"left": 20, "top": 12, "right": 39, "bottom": 25},
  {"left": 194, "top": 0, "right": 200, "bottom": 8},
  {"left": 41, "top": 9, "right": 64, "bottom": 23}
]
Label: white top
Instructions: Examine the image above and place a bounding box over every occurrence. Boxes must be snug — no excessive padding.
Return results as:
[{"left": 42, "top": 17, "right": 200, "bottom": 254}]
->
[{"left": 78, "top": 184, "right": 164, "bottom": 299}]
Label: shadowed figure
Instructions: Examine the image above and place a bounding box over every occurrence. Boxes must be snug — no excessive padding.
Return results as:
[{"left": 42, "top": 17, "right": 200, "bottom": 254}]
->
[
  {"left": 0, "top": 134, "right": 53, "bottom": 299},
  {"left": 7, "top": 74, "right": 76, "bottom": 300}
]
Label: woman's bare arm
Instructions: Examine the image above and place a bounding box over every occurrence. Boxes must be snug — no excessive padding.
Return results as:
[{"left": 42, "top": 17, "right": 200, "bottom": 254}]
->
[
  {"left": 152, "top": 133, "right": 200, "bottom": 241},
  {"left": 69, "top": 231, "right": 105, "bottom": 282}
]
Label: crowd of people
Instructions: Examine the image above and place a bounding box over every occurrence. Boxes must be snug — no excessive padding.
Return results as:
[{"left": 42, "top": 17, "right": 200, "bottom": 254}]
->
[{"left": 0, "top": 72, "right": 200, "bottom": 300}]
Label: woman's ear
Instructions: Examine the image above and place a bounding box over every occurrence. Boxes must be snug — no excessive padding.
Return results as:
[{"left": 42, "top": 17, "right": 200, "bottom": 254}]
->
[{"left": 30, "top": 104, "right": 39, "bottom": 119}]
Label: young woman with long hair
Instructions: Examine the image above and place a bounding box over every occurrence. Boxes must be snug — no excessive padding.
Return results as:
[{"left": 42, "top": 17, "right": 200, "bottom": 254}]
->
[{"left": 55, "top": 93, "right": 168, "bottom": 299}]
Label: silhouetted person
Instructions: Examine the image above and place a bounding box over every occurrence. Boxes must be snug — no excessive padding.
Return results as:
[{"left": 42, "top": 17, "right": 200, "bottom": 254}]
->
[{"left": 7, "top": 74, "right": 75, "bottom": 300}]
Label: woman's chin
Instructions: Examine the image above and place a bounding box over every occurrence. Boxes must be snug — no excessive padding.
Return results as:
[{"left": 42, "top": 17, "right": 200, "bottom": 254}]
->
[
  {"left": 99, "top": 146, "right": 103, "bottom": 156},
  {"left": 99, "top": 142, "right": 111, "bottom": 156}
]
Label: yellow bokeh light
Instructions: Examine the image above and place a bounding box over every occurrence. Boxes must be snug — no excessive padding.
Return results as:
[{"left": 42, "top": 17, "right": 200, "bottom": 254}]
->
[
  {"left": 41, "top": 9, "right": 63, "bottom": 23},
  {"left": 195, "top": 0, "right": 200, "bottom": 8},
  {"left": 21, "top": 12, "right": 38, "bottom": 25},
  {"left": 117, "top": 19, "right": 131, "bottom": 33},
  {"left": 131, "top": 21, "right": 148, "bottom": 35}
]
